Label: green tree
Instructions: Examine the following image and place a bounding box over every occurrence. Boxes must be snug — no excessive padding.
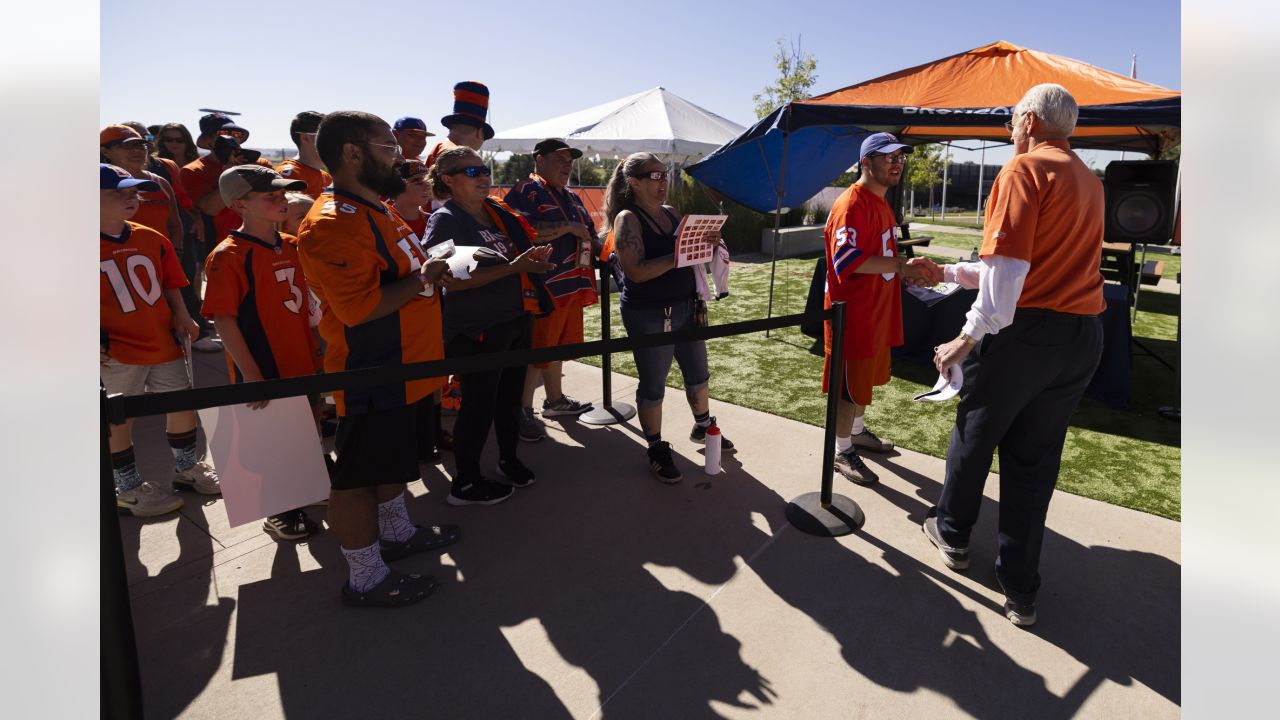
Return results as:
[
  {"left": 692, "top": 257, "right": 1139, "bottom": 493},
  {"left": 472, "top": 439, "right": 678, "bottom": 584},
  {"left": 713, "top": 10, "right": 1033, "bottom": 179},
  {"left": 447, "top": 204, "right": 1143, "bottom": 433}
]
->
[
  {"left": 493, "top": 153, "right": 535, "bottom": 185},
  {"left": 904, "top": 144, "right": 950, "bottom": 218},
  {"left": 753, "top": 36, "right": 819, "bottom": 119}
]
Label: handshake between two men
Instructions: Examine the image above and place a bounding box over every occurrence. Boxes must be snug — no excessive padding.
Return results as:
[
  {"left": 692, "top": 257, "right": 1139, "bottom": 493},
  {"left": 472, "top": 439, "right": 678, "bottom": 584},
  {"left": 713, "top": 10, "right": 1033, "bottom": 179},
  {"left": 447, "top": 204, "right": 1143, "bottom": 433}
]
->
[{"left": 901, "top": 256, "right": 945, "bottom": 288}]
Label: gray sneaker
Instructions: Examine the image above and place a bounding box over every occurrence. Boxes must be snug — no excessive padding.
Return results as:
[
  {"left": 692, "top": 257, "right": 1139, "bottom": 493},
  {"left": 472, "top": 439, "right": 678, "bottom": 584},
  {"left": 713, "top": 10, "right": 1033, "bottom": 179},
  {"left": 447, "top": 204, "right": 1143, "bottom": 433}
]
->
[
  {"left": 518, "top": 408, "right": 546, "bottom": 442},
  {"left": 173, "top": 460, "right": 221, "bottom": 495},
  {"left": 833, "top": 448, "right": 879, "bottom": 485},
  {"left": 541, "top": 394, "right": 592, "bottom": 417},
  {"left": 850, "top": 428, "right": 894, "bottom": 453},
  {"left": 922, "top": 514, "right": 970, "bottom": 570},
  {"left": 117, "top": 480, "right": 184, "bottom": 517}
]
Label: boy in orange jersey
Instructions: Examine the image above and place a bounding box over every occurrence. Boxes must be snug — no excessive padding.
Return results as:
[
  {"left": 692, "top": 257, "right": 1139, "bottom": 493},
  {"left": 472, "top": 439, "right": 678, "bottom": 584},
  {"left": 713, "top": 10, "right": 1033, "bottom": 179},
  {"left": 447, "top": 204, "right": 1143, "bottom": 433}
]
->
[
  {"left": 201, "top": 165, "right": 324, "bottom": 541},
  {"left": 298, "top": 111, "right": 460, "bottom": 608},
  {"left": 275, "top": 111, "right": 332, "bottom": 200},
  {"left": 101, "top": 164, "right": 221, "bottom": 517}
]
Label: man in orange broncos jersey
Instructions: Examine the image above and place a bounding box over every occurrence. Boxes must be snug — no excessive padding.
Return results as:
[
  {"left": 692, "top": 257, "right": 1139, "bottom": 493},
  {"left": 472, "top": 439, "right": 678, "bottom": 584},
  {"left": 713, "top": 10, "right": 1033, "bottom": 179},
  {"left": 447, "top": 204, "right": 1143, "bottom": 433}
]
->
[
  {"left": 275, "top": 111, "right": 332, "bottom": 200},
  {"left": 101, "top": 164, "right": 221, "bottom": 517},
  {"left": 297, "top": 111, "right": 459, "bottom": 608},
  {"left": 823, "top": 133, "right": 940, "bottom": 486}
]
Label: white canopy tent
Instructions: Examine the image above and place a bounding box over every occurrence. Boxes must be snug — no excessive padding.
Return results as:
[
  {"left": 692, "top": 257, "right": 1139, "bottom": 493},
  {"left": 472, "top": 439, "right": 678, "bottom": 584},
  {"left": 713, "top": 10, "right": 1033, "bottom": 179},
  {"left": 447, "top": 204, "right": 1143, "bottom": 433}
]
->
[{"left": 487, "top": 87, "right": 746, "bottom": 164}]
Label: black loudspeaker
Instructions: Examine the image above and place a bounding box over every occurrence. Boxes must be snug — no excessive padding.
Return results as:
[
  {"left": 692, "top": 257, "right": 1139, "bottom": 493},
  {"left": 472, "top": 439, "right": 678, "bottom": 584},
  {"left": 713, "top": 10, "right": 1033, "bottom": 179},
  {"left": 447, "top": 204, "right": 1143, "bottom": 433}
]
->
[{"left": 1104, "top": 160, "right": 1178, "bottom": 244}]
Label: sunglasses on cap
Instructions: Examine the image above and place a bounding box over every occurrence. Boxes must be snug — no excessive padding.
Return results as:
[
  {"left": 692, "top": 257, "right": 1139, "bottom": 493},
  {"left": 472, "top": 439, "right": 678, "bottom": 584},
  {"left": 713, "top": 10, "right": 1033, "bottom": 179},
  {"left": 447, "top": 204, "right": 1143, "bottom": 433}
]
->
[
  {"left": 632, "top": 170, "right": 668, "bottom": 181},
  {"left": 447, "top": 165, "right": 491, "bottom": 178}
]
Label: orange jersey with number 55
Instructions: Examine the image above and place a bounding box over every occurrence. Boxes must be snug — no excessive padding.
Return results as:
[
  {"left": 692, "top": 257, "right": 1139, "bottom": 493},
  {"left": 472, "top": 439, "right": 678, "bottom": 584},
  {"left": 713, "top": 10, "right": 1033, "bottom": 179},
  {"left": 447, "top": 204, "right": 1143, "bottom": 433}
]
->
[{"left": 100, "top": 222, "right": 190, "bottom": 365}]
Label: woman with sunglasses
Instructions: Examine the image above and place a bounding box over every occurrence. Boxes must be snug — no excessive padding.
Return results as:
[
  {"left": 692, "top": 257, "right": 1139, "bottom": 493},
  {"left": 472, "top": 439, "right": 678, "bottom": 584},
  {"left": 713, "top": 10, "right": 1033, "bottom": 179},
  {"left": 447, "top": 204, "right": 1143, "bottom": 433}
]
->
[
  {"left": 602, "top": 152, "right": 734, "bottom": 483},
  {"left": 154, "top": 122, "right": 200, "bottom": 166},
  {"left": 422, "top": 147, "right": 555, "bottom": 507}
]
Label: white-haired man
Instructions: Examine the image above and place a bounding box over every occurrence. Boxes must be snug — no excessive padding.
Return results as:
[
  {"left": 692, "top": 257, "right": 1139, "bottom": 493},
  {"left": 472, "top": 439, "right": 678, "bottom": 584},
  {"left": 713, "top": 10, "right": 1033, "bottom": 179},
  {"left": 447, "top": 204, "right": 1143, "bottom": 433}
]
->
[{"left": 923, "top": 84, "right": 1106, "bottom": 627}]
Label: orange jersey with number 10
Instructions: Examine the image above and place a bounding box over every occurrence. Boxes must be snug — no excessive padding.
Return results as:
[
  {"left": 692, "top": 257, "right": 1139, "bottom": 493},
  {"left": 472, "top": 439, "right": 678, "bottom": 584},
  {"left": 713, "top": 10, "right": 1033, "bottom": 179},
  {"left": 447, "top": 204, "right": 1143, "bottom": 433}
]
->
[
  {"left": 100, "top": 221, "right": 190, "bottom": 365},
  {"left": 201, "top": 231, "right": 320, "bottom": 381}
]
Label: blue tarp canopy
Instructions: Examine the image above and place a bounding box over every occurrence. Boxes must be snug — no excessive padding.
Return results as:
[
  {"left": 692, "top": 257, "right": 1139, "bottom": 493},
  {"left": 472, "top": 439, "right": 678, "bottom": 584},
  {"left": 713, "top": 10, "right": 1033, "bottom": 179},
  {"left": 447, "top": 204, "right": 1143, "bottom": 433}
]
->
[{"left": 688, "top": 42, "right": 1181, "bottom": 213}]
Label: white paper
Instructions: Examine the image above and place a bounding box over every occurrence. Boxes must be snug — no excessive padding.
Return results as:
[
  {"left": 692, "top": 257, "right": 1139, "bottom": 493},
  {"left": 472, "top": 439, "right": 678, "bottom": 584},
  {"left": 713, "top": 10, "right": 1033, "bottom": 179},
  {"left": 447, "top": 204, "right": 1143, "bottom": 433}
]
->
[
  {"left": 674, "top": 214, "right": 727, "bottom": 268},
  {"left": 197, "top": 396, "right": 330, "bottom": 527},
  {"left": 913, "top": 364, "right": 964, "bottom": 403},
  {"left": 445, "top": 245, "right": 490, "bottom": 280}
]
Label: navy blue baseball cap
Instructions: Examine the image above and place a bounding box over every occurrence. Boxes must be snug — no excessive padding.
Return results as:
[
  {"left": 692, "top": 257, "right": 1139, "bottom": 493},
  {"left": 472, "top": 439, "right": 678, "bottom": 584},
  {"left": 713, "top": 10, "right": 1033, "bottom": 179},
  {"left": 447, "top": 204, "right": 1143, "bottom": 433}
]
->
[
  {"left": 393, "top": 116, "right": 434, "bottom": 136},
  {"left": 859, "top": 132, "right": 913, "bottom": 162},
  {"left": 101, "top": 163, "right": 160, "bottom": 191}
]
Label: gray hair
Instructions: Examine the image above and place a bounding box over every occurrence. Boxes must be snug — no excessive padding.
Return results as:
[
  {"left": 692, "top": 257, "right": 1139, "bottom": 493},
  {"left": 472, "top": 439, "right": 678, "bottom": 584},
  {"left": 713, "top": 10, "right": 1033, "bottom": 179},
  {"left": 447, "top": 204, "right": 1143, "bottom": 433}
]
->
[{"left": 1014, "top": 83, "right": 1078, "bottom": 136}]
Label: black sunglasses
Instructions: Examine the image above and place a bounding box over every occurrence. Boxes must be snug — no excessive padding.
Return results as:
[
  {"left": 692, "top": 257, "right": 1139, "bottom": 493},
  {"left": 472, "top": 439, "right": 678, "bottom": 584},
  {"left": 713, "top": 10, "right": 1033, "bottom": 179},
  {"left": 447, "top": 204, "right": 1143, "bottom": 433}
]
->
[{"left": 448, "top": 165, "right": 491, "bottom": 178}]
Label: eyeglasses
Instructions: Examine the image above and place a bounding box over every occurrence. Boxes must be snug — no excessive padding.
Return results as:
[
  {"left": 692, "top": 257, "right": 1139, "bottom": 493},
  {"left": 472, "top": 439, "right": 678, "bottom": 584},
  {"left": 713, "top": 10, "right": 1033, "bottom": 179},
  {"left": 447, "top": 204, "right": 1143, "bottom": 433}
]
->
[
  {"left": 1003, "top": 113, "right": 1024, "bottom": 132},
  {"left": 634, "top": 170, "right": 668, "bottom": 181},
  {"left": 364, "top": 141, "right": 402, "bottom": 156},
  {"left": 448, "top": 165, "right": 492, "bottom": 178},
  {"left": 871, "top": 153, "right": 907, "bottom": 164},
  {"left": 104, "top": 140, "right": 146, "bottom": 150}
]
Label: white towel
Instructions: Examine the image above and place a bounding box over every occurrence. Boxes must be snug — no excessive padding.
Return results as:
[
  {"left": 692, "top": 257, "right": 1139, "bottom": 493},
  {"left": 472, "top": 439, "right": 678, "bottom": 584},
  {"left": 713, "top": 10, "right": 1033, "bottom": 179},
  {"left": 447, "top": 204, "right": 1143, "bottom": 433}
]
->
[{"left": 694, "top": 240, "right": 731, "bottom": 301}]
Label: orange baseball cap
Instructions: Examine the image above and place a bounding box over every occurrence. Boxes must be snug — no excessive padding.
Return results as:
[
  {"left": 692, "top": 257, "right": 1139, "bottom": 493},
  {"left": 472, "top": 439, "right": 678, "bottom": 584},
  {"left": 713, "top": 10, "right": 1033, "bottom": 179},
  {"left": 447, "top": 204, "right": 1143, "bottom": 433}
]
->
[{"left": 101, "top": 125, "right": 144, "bottom": 146}]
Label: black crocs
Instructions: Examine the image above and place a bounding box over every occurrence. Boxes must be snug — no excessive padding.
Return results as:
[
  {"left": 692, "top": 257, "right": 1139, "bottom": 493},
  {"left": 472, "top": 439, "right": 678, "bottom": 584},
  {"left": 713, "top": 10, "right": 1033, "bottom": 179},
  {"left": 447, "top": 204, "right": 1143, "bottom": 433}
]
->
[
  {"left": 341, "top": 570, "right": 438, "bottom": 608},
  {"left": 380, "top": 524, "right": 462, "bottom": 562}
]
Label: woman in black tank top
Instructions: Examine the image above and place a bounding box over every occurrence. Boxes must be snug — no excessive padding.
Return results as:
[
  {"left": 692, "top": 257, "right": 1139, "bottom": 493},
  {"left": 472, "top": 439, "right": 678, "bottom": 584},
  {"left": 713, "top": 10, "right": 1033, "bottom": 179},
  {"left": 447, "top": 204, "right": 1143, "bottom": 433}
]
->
[{"left": 602, "top": 153, "right": 735, "bottom": 483}]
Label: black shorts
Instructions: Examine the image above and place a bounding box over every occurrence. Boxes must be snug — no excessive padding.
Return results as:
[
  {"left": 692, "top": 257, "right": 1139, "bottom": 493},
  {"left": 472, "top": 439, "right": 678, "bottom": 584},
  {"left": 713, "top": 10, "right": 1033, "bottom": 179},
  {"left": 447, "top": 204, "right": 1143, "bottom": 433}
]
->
[{"left": 331, "top": 403, "right": 419, "bottom": 490}]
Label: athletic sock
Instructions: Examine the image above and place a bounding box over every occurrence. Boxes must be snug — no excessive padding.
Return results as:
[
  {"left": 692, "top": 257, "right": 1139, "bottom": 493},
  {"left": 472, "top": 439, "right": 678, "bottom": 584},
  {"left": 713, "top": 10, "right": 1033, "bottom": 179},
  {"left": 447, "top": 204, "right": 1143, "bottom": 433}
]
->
[
  {"left": 377, "top": 492, "right": 417, "bottom": 543},
  {"left": 167, "top": 429, "right": 199, "bottom": 472},
  {"left": 341, "top": 542, "right": 390, "bottom": 593},
  {"left": 645, "top": 432, "right": 663, "bottom": 448},
  {"left": 112, "top": 446, "right": 143, "bottom": 492},
  {"left": 835, "top": 436, "right": 853, "bottom": 454},
  {"left": 851, "top": 416, "right": 866, "bottom": 436},
  {"left": 693, "top": 412, "right": 712, "bottom": 428}
]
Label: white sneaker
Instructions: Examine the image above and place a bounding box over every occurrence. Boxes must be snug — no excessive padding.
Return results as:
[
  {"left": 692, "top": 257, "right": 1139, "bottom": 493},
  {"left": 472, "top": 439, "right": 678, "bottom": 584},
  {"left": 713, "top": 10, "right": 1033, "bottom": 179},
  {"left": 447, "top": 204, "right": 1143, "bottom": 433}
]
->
[
  {"left": 173, "top": 460, "right": 221, "bottom": 495},
  {"left": 192, "top": 336, "right": 223, "bottom": 352},
  {"left": 117, "top": 481, "right": 184, "bottom": 517}
]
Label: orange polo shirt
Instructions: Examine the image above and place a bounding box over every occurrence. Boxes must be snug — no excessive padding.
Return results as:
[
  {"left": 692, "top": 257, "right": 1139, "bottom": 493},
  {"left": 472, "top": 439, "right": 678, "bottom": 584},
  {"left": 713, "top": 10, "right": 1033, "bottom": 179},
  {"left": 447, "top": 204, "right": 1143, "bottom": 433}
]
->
[{"left": 980, "top": 139, "right": 1106, "bottom": 316}]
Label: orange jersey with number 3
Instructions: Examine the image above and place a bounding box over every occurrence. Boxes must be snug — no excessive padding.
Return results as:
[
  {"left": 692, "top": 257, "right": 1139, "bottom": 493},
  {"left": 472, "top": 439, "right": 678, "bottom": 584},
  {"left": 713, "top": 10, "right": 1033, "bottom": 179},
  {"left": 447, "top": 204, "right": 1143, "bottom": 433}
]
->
[
  {"left": 201, "top": 231, "right": 319, "bottom": 381},
  {"left": 100, "top": 222, "right": 189, "bottom": 365},
  {"left": 297, "top": 189, "right": 446, "bottom": 416}
]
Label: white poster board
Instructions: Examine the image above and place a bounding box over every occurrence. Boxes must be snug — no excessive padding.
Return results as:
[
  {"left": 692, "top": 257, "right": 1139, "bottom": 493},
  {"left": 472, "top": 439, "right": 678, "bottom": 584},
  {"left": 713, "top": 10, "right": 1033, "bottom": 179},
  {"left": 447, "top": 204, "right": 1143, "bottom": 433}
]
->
[
  {"left": 674, "top": 214, "right": 727, "bottom": 267},
  {"left": 197, "top": 397, "right": 330, "bottom": 527}
]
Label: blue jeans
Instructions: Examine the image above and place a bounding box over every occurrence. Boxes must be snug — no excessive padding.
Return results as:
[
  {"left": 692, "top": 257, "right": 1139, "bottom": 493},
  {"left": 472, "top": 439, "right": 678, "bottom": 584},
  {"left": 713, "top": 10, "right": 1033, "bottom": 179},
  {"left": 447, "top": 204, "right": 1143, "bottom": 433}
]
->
[{"left": 620, "top": 299, "right": 709, "bottom": 409}]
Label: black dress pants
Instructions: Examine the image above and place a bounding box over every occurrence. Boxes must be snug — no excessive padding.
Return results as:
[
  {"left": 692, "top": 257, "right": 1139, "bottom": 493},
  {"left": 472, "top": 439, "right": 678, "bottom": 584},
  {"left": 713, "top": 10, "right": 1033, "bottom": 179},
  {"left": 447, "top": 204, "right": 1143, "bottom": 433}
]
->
[
  {"left": 444, "top": 315, "right": 531, "bottom": 482},
  {"left": 936, "top": 310, "right": 1103, "bottom": 604}
]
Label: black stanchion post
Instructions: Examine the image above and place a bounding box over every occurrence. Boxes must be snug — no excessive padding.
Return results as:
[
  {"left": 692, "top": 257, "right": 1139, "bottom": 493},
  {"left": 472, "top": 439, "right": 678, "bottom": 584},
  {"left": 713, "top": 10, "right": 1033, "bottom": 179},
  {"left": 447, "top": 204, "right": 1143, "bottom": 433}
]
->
[
  {"left": 785, "top": 301, "right": 865, "bottom": 536},
  {"left": 102, "top": 389, "right": 145, "bottom": 719},
  {"left": 583, "top": 260, "right": 636, "bottom": 425}
]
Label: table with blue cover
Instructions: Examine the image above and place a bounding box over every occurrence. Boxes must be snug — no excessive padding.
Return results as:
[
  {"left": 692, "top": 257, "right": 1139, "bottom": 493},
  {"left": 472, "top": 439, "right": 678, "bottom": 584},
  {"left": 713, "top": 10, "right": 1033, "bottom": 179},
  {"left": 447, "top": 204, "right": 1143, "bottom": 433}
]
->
[{"left": 895, "top": 281, "right": 1132, "bottom": 409}]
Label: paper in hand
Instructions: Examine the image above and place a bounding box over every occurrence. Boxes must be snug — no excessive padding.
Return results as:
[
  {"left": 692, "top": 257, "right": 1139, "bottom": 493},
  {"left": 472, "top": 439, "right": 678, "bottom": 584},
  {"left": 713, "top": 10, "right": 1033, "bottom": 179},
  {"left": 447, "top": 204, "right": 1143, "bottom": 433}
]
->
[
  {"left": 913, "top": 364, "right": 964, "bottom": 402},
  {"left": 675, "top": 214, "right": 727, "bottom": 267}
]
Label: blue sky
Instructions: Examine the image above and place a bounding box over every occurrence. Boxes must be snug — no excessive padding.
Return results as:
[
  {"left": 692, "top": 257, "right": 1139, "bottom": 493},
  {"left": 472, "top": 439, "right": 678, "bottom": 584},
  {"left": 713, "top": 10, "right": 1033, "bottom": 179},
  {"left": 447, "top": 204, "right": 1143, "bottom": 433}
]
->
[{"left": 100, "top": 0, "right": 1179, "bottom": 168}]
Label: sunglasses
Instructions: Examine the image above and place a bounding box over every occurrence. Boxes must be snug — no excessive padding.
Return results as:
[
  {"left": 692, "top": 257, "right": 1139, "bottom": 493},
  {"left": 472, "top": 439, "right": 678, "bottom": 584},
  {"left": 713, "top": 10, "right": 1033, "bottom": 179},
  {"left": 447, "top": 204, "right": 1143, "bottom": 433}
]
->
[
  {"left": 634, "top": 170, "right": 668, "bottom": 181},
  {"left": 448, "top": 165, "right": 492, "bottom": 178},
  {"left": 160, "top": 135, "right": 185, "bottom": 143},
  {"left": 104, "top": 140, "right": 145, "bottom": 150},
  {"left": 870, "top": 153, "right": 907, "bottom": 164}
]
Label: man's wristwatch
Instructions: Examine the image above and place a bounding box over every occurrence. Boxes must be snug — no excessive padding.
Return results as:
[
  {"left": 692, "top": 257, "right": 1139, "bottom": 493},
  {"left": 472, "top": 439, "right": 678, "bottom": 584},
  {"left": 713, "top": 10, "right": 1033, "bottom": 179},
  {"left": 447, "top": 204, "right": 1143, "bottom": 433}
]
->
[{"left": 960, "top": 333, "right": 978, "bottom": 346}]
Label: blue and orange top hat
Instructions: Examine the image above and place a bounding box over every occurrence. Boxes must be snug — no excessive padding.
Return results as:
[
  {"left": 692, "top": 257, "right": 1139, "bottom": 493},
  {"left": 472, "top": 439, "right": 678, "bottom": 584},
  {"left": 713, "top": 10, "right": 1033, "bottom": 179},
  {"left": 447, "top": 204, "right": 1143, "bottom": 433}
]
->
[{"left": 440, "top": 81, "right": 494, "bottom": 140}]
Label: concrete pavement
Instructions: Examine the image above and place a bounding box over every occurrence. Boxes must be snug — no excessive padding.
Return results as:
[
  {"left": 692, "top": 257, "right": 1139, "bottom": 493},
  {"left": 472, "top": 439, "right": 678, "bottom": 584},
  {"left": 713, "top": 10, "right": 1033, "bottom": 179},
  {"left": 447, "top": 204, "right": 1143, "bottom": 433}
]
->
[{"left": 117, "top": 354, "right": 1180, "bottom": 719}]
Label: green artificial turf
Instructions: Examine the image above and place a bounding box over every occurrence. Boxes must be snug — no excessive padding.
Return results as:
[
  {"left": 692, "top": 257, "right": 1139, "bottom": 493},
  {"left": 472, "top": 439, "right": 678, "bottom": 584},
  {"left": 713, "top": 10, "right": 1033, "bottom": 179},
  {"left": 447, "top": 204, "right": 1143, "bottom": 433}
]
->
[{"left": 581, "top": 256, "right": 1181, "bottom": 520}]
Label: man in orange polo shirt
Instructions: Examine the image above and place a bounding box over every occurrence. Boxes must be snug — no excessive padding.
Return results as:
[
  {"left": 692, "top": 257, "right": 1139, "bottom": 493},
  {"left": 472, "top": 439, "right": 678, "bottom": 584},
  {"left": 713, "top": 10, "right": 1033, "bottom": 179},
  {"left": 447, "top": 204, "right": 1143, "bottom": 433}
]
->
[
  {"left": 275, "top": 111, "right": 332, "bottom": 199},
  {"left": 924, "top": 84, "right": 1106, "bottom": 628}
]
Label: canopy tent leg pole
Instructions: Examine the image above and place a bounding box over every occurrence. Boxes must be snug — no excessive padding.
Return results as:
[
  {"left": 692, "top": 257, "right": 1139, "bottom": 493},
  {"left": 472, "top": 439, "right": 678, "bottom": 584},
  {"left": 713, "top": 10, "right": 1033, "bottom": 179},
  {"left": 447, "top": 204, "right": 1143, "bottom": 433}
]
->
[
  {"left": 940, "top": 142, "right": 951, "bottom": 222},
  {"left": 765, "top": 129, "right": 791, "bottom": 338},
  {"left": 977, "top": 142, "right": 987, "bottom": 222}
]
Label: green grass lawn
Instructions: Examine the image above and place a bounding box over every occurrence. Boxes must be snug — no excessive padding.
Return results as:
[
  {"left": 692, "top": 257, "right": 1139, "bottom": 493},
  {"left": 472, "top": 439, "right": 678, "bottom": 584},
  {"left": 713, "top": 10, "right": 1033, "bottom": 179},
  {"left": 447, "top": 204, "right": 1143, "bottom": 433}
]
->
[{"left": 582, "top": 257, "right": 1181, "bottom": 520}]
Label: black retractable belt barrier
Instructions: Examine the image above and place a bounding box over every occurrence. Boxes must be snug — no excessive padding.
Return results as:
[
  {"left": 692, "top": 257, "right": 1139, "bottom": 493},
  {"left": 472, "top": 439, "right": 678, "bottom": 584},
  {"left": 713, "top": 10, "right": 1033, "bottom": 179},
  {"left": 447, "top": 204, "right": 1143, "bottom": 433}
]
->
[
  {"left": 102, "top": 302, "right": 865, "bottom": 711},
  {"left": 582, "top": 261, "right": 636, "bottom": 425},
  {"left": 784, "top": 301, "right": 865, "bottom": 536}
]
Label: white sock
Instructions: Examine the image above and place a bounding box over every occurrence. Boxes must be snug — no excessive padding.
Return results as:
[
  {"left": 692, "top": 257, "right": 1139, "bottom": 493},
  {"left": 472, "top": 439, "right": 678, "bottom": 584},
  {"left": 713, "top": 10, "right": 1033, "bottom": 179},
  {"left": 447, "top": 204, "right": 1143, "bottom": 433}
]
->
[
  {"left": 342, "top": 542, "right": 390, "bottom": 592},
  {"left": 835, "top": 436, "right": 853, "bottom": 453},
  {"left": 377, "top": 492, "right": 417, "bottom": 543},
  {"left": 851, "top": 416, "right": 866, "bottom": 435}
]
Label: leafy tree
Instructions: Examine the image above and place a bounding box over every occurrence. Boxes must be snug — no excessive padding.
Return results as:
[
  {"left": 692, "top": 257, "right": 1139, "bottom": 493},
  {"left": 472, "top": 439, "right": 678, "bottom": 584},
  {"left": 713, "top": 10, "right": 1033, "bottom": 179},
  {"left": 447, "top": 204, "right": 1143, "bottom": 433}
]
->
[
  {"left": 493, "top": 153, "right": 535, "bottom": 185},
  {"left": 753, "top": 36, "right": 819, "bottom": 119},
  {"left": 904, "top": 144, "right": 950, "bottom": 218}
]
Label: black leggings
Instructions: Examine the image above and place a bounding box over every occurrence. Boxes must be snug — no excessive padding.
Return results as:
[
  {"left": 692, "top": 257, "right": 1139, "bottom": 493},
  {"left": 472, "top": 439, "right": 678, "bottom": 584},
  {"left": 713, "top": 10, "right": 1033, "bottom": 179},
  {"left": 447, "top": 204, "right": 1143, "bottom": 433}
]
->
[{"left": 445, "top": 315, "right": 531, "bottom": 481}]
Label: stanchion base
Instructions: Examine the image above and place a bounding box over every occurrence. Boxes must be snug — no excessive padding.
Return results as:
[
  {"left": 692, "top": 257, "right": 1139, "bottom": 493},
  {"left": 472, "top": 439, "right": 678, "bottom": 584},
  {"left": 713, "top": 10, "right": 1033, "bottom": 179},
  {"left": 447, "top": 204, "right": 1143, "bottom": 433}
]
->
[
  {"left": 786, "top": 492, "right": 864, "bottom": 537},
  {"left": 581, "top": 402, "right": 637, "bottom": 426}
]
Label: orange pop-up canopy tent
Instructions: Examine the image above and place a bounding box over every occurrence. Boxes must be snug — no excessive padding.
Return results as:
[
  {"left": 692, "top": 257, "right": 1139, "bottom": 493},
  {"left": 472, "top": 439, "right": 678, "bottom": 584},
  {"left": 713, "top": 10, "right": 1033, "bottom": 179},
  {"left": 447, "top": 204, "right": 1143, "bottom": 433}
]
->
[{"left": 688, "top": 41, "right": 1181, "bottom": 212}]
